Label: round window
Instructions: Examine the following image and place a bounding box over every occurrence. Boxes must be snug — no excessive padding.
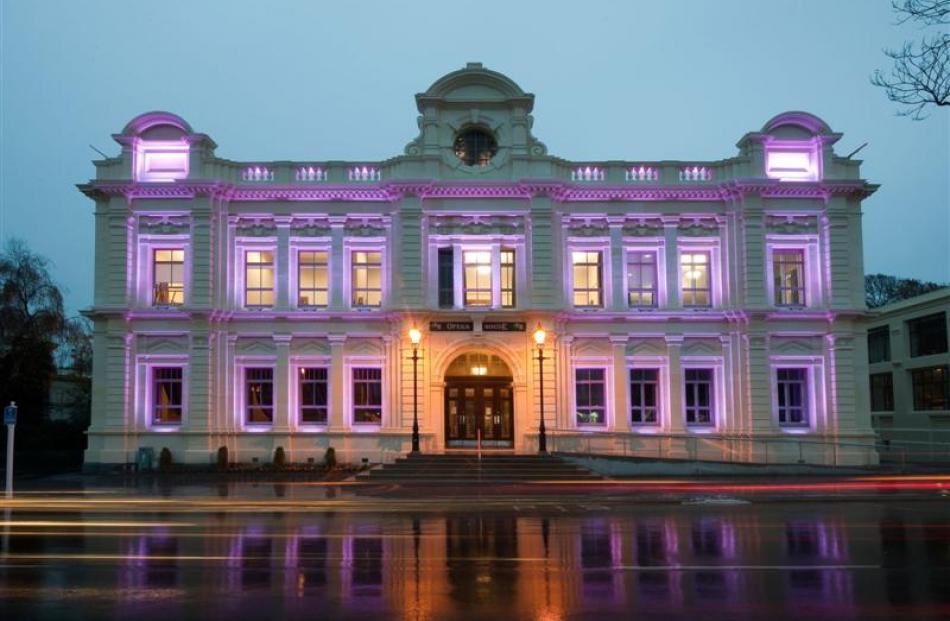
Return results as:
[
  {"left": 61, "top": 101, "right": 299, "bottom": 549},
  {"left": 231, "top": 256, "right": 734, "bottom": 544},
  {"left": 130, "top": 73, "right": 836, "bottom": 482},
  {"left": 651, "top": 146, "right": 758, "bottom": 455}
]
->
[{"left": 453, "top": 128, "right": 498, "bottom": 166}]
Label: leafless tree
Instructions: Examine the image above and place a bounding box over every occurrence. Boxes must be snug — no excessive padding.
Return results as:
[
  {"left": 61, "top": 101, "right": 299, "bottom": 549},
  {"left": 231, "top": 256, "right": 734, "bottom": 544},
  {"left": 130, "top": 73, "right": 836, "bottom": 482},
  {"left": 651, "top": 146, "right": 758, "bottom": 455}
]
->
[{"left": 872, "top": 0, "right": 949, "bottom": 119}]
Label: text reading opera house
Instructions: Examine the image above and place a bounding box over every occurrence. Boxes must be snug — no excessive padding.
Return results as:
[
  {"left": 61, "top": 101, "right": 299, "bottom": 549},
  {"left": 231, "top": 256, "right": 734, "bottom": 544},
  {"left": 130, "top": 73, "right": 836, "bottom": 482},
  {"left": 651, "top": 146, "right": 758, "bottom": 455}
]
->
[{"left": 79, "top": 63, "right": 880, "bottom": 467}]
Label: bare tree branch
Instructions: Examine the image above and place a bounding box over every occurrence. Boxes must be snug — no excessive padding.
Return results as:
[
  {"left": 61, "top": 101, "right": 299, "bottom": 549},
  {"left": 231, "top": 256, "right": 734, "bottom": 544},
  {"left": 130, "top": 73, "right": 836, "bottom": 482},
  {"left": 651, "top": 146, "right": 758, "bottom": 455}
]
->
[
  {"left": 892, "top": 0, "right": 950, "bottom": 25},
  {"left": 872, "top": 27, "right": 950, "bottom": 119}
]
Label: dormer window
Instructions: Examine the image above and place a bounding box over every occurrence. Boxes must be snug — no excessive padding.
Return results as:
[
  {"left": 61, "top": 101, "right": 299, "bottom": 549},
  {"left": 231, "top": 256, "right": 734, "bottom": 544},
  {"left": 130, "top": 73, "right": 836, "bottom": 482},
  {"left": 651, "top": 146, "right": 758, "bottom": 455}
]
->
[
  {"left": 453, "top": 128, "right": 497, "bottom": 166},
  {"left": 765, "top": 142, "right": 820, "bottom": 182}
]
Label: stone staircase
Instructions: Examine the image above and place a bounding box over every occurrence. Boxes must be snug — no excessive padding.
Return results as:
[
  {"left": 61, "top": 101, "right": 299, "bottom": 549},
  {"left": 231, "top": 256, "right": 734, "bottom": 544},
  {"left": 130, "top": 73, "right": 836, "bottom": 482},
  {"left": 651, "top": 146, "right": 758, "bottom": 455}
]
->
[{"left": 356, "top": 453, "right": 603, "bottom": 484}]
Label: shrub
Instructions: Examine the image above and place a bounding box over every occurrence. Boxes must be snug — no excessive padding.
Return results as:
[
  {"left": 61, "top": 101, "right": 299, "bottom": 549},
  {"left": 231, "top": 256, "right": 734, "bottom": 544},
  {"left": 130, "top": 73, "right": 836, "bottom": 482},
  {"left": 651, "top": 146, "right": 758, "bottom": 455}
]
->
[
  {"left": 158, "top": 447, "right": 173, "bottom": 472},
  {"left": 324, "top": 446, "right": 337, "bottom": 470},
  {"left": 274, "top": 446, "right": 286, "bottom": 468},
  {"left": 216, "top": 446, "right": 228, "bottom": 471}
]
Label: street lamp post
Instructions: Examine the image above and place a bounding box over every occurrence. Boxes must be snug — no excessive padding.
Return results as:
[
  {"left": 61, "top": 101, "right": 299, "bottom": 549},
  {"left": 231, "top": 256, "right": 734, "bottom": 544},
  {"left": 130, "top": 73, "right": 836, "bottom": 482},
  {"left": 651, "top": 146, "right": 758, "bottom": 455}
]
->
[
  {"left": 534, "top": 324, "right": 547, "bottom": 454},
  {"left": 409, "top": 327, "right": 422, "bottom": 454}
]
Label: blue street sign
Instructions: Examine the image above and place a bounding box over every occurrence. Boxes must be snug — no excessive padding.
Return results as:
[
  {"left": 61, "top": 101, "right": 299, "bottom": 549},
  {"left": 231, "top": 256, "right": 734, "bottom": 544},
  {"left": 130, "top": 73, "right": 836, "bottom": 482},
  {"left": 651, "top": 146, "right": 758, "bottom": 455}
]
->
[{"left": 4, "top": 403, "right": 16, "bottom": 425}]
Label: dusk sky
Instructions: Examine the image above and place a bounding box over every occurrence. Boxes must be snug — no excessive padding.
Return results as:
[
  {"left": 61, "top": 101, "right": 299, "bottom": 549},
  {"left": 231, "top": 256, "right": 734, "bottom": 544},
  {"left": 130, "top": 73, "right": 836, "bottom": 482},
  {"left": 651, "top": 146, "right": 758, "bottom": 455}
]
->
[{"left": 1, "top": 0, "right": 947, "bottom": 315}]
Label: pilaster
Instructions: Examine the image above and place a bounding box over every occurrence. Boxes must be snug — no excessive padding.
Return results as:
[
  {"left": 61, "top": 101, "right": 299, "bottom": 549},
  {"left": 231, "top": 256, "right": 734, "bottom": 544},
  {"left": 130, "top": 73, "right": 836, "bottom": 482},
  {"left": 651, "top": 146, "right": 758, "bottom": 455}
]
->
[
  {"left": 663, "top": 219, "right": 679, "bottom": 308},
  {"left": 275, "top": 217, "right": 291, "bottom": 310},
  {"left": 328, "top": 334, "right": 347, "bottom": 431},
  {"left": 273, "top": 334, "right": 292, "bottom": 432},
  {"left": 610, "top": 336, "right": 630, "bottom": 432},
  {"left": 330, "top": 217, "right": 346, "bottom": 310}
]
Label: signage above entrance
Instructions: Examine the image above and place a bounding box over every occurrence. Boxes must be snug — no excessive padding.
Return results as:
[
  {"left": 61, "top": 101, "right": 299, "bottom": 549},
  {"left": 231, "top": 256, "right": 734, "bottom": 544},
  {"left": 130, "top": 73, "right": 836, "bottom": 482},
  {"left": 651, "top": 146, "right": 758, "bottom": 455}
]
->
[
  {"left": 482, "top": 321, "right": 527, "bottom": 332},
  {"left": 429, "top": 321, "right": 474, "bottom": 332}
]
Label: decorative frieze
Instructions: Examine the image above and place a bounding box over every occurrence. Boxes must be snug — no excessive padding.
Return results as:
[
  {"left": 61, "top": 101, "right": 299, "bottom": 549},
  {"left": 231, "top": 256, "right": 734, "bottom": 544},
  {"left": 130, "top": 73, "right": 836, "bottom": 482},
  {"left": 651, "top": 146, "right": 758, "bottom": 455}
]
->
[
  {"left": 290, "top": 217, "right": 332, "bottom": 237},
  {"left": 343, "top": 216, "right": 390, "bottom": 236},
  {"left": 232, "top": 216, "right": 277, "bottom": 237},
  {"left": 138, "top": 214, "right": 191, "bottom": 235},
  {"left": 765, "top": 214, "right": 820, "bottom": 234},
  {"left": 428, "top": 214, "right": 525, "bottom": 235},
  {"left": 676, "top": 217, "right": 721, "bottom": 237},
  {"left": 562, "top": 216, "right": 610, "bottom": 237},
  {"left": 621, "top": 217, "right": 664, "bottom": 237}
]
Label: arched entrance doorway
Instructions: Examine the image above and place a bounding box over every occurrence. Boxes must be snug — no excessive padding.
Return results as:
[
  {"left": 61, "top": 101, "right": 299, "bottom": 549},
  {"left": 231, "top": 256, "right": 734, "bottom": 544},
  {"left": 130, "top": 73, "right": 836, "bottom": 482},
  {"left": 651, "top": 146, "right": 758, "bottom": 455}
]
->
[{"left": 444, "top": 352, "right": 514, "bottom": 448}]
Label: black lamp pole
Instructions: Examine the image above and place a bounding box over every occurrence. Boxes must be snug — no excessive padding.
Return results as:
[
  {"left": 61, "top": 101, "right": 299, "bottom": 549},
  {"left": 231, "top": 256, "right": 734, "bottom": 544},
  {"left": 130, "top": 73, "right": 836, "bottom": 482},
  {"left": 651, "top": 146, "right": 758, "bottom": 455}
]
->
[
  {"left": 537, "top": 344, "right": 547, "bottom": 454},
  {"left": 411, "top": 343, "right": 420, "bottom": 454}
]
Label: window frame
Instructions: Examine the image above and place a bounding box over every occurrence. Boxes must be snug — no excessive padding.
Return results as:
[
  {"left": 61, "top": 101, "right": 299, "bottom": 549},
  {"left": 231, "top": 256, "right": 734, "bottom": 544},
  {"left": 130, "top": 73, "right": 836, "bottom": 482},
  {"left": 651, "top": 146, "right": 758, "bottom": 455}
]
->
[
  {"left": 570, "top": 248, "right": 606, "bottom": 309},
  {"left": 625, "top": 250, "right": 659, "bottom": 309},
  {"left": 910, "top": 365, "right": 949, "bottom": 411},
  {"left": 870, "top": 372, "right": 894, "bottom": 412},
  {"left": 771, "top": 248, "right": 807, "bottom": 307},
  {"left": 765, "top": 235, "right": 821, "bottom": 310},
  {"left": 500, "top": 247, "right": 516, "bottom": 309},
  {"left": 294, "top": 246, "right": 331, "bottom": 309},
  {"left": 867, "top": 326, "right": 892, "bottom": 364},
  {"left": 428, "top": 239, "right": 524, "bottom": 310},
  {"left": 679, "top": 251, "right": 712, "bottom": 308},
  {"left": 774, "top": 367, "right": 810, "bottom": 428},
  {"left": 152, "top": 248, "right": 186, "bottom": 307},
  {"left": 151, "top": 365, "right": 185, "bottom": 425},
  {"left": 136, "top": 233, "right": 191, "bottom": 309},
  {"left": 349, "top": 248, "right": 384, "bottom": 309},
  {"left": 629, "top": 367, "right": 661, "bottom": 426},
  {"left": 137, "top": 356, "right": 188, "bottom": 430},
  {"left": 908, "top": 312, "right": 948, "bottom": 358},
  {"left": 683, "top": 367, "right": 716, "bottom": 427},
  {"left": 350, "top": 365, "right": 384, "bottom": 426},
  {"left": 244, "top": 366, "right": 275, "bottom": 426},
  {"left": 244, "top": 249, "right": 276, "bottom": 309},
  {"left": 298, "top": 366, "right": 330, "bottom": 425},
  {"left": 573, "top": 366, "right": 608, "bottom": 427},
  {"left": 462, "top": 248, "right": 493, "bottom": 307}
]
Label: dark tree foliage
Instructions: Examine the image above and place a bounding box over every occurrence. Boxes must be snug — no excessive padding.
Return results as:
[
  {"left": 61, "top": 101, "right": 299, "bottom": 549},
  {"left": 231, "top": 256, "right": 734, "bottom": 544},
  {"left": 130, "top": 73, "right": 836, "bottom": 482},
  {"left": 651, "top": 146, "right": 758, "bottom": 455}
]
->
[
  {"left": 865, "top": 273, "right": 947, "bottom": 308},
  {"left": 0, "top": 239, "right": 90, "bottom": 459},
  {"left": 0, "top": 240, "right": 65, "bottom": 435},
  {"left": 872, "top": 0, "right": 950, "bottom": 119}
]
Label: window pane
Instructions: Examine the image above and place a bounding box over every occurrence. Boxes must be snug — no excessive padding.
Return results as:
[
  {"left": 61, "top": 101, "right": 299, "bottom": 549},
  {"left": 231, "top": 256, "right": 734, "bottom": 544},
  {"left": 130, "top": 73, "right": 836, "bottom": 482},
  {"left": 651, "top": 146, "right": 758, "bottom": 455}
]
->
[{"left": 908, "top": 313, "right": 948, "bottom": 358}]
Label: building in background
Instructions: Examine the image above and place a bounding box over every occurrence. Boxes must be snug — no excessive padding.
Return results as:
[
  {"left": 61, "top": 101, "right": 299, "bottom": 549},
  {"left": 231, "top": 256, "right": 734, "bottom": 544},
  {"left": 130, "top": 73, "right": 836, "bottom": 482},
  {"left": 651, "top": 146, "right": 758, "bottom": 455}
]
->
[
  {"left": 79, "top": 63, "right": 879, "bottom": 468},
  {"left": 867, "top": 287, "right": 950, "bottom": 462}
]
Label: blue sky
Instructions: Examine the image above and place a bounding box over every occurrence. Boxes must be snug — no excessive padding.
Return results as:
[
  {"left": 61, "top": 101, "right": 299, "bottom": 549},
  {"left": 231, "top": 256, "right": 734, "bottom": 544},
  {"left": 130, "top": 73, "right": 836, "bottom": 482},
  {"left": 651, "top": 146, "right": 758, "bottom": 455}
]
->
[{"left": 1, "top": 0, "right": 947, "bottom": 314}]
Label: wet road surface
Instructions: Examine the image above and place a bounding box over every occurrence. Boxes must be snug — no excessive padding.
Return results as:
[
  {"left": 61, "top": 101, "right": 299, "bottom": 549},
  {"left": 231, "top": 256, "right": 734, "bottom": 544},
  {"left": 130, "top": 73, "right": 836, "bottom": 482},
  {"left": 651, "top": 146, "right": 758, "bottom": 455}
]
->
[{"left": 0, "top": 476, "right": 948, "bottom": 620}]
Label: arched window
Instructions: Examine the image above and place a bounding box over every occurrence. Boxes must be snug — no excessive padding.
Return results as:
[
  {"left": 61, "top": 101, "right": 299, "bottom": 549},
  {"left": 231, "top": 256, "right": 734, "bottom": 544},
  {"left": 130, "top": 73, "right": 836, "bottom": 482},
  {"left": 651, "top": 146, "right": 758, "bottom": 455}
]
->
[{"left": 453, "top": 128, "right": 498, "bottom": 166}]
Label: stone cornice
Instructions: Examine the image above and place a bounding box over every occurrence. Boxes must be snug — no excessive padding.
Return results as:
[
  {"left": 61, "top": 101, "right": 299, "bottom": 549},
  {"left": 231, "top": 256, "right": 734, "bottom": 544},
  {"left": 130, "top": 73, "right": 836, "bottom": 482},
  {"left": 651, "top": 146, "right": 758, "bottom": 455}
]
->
[{"left": 77, "top": 178, "right": 879, "bottom": 204}]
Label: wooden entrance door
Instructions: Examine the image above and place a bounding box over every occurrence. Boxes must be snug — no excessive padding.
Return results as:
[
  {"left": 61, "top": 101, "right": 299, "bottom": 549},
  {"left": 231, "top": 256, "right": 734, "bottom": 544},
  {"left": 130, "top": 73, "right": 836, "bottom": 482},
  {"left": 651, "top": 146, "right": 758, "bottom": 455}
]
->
[{"left": 444, "top": 379, "right": 513, "bottom": 448}]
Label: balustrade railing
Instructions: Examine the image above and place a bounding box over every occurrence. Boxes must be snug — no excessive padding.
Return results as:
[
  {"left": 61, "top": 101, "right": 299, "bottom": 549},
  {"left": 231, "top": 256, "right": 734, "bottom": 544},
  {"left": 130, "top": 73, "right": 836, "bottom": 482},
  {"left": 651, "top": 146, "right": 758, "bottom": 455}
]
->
[
  {"left": 571, "top": 166, "right": 605, "bottom": 181},
  {"left": 295, "top": 166, "right": 327, "bottom": 182},
  {"left": 625, "top": 166, "right": 660, "bottom": 182},
  {"left": 241, "top": 166, "right": 274, "bottom": 182},
  {"left": 348, "top": 166, "right": 381, "bottom": 181}
]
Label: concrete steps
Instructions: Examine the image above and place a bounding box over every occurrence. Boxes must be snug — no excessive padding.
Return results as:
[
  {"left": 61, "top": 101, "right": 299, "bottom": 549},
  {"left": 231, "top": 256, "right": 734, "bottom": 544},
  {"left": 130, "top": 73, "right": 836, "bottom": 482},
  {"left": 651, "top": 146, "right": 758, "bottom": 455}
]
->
[{"left": 356, "top": 453, "right": 603, "bottom": 483}]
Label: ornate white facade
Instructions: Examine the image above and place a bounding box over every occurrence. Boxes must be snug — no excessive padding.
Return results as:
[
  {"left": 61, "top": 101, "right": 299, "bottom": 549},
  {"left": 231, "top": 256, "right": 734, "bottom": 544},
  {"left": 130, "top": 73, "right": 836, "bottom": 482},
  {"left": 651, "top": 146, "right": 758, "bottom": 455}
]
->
[{"left": 80, "top": 63, "right": 879, "bottom": 467}]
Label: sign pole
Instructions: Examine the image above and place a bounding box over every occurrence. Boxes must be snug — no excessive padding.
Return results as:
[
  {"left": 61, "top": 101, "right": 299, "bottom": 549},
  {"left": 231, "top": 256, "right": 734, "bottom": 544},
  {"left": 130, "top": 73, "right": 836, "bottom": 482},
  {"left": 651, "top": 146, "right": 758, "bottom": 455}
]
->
[
  {"left": 4, "top": 402, "right": 17, "bottom": 499},
  {"left": 5, "top": 424, "right": 13, "bottom": 499}
]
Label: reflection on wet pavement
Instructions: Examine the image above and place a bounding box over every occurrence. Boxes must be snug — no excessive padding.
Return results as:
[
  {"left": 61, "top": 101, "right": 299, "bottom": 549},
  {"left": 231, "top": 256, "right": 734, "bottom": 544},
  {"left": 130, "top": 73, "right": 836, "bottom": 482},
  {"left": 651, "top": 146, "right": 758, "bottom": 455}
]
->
[{"left": 0, "top": 498, "right": 948, "bottom": 620}]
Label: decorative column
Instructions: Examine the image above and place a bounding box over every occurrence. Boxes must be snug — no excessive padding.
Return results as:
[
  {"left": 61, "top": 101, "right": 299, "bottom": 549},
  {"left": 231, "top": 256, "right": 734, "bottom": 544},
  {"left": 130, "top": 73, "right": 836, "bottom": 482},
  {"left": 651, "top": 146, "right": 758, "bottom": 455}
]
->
[
  {"left": 184, "top": 327, "right": 213, "bottom": 464},
  {"left": 273, "top": 335, "right": 292, "bottom": 433},
  {"left": 328, "top": 335, "right": 347, "bottom": 432},
  {"left": 189, "top": 197, "right": 214, "bottom": 310},
  {"left": 663, "top": 218, "right": 679, "bottom": 308},
  {"left": 610, "top": 336, "right": 631, "bottom": 434},
  {"left": 665, "top": 334, "right": 687, "bottom": 459},
  {"left": 395, "top": 194, "right": 424, "bottom": 308},
  {"left": 275, "top": 217, "right": 291, "bottom": 310},
  {"left": 329, "top": 217, "right": 346, "bottom": 311},
  {"left": 665, "top": 335, "right": 685, "bottom": 435},
  {"left": 609, "top": 218, "right": 625, "bottom": 311}
]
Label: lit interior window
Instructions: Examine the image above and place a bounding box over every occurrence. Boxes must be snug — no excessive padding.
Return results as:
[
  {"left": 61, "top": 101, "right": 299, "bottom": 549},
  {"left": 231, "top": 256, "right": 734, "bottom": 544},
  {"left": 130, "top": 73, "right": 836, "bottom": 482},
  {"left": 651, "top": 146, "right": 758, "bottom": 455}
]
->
[
  {"left": 135, "top": 142, "right": 189, "bottom": 182},
  {"left": 766, "top": 148, "right": 818, "bottom": 182},
  {"left": 463, "top": 251, "right": 492, "bottom": 306},
  {"left": 153, "top": 249, "right": 185, "bottom": 306},
  {"left": 572, "top": 251, "right": 603, "bottom": 307}
]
